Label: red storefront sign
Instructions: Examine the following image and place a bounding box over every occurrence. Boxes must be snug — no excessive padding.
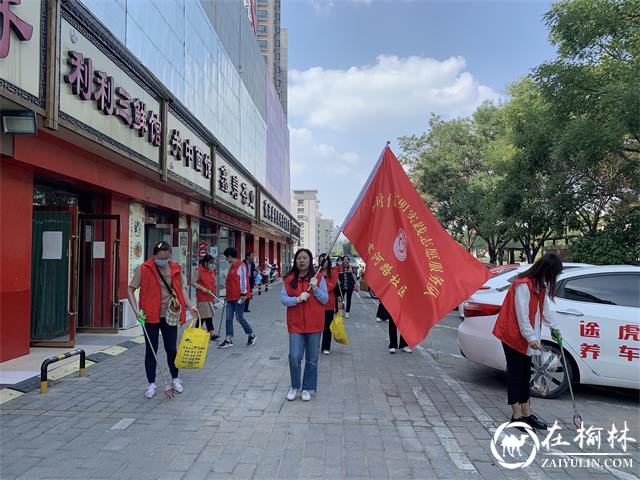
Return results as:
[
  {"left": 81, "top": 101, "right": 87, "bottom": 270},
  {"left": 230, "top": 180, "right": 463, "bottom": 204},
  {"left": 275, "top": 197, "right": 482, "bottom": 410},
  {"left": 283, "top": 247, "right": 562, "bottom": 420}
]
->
[{"left": 202, "top": 203, "right": 251, "bottom": 231}]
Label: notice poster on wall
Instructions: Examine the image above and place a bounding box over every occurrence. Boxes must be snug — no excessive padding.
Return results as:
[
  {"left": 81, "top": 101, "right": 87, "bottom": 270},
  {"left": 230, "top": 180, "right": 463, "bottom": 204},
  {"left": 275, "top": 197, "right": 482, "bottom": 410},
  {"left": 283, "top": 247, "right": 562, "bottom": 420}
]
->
[
  {"left": 42, "top": 231, "right": 63, "bottom": 260},
  {"left": 128, "top": 202, "right": 145, "bottom": 282}
]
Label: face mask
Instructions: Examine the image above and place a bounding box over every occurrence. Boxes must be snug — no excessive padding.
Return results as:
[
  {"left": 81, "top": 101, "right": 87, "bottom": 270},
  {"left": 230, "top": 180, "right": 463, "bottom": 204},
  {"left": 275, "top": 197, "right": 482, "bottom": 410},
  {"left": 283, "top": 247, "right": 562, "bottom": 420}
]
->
[
  {"left": 207, "top": 263, "right": 214, "bottom": 270},
  {"left": 337, "top": 261, "right": 343, "bottom": 265},
  {"left": 155, "top": 258, "right": 169, "bottom": 268}
]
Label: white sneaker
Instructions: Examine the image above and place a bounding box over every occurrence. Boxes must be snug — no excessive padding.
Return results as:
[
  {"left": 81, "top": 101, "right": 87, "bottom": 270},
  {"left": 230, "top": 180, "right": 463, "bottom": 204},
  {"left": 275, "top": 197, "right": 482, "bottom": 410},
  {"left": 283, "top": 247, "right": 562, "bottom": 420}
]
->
[
  {"left": 376, "top": 317, "right": 382, "bottom": 322},
  {"left": 322, "top": 350, "right": 330, "bottom": 355},
  {"left": 172, "top": 378, "right": 184, "bottom": 394},
  {"left": 389, "top": 348, "right": 397, "bottom": 354},
  {"left": 144, "top": 383, "right": 157, "bottom": 399},
  {"left": 345, "top": 312, "right": 350, "bottom": 318},
  {"left": 402, "top": 347, "right": 413, "bottom": 353},
  {"left": 301, "top": 390, "right": 311, "bottom": 401},
  {"left": 286, "top": 388, "right": 298, "bottom": 401}
]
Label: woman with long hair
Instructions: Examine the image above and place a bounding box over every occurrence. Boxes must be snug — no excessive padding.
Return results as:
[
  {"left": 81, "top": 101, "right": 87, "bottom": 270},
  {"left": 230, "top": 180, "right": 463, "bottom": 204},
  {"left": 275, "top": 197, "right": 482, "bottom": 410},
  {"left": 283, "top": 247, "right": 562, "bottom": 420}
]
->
[
  {"left": 317, "top": 254, "right": 339, "bottom": 355},
  {"left": 192, "top": 254, "right": 220, "bottom": 342},
  {"left": 493, "top": 253, "right": 563, "bottom": 430},
  {"left": 280, "top": 249, "right": 329, "bottom": 401}
]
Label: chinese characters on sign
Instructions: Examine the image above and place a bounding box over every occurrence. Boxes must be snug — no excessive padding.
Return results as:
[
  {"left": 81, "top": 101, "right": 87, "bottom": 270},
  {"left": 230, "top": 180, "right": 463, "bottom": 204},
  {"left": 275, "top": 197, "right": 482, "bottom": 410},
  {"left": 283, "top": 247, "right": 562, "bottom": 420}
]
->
[
  {"left": 371, "top": 191, "right": 444, "bottom": 299},
  {"left": 578, "top": 320, "right": 639, "bottom": 362},
  {"left": 0, "top": 0, "right": 33, "bottom": 59},
  {"left": 261, "top": 195, "right": 291, "bottom": 234},
  {"left": 168, "top": 128, "right": 211, "bottom": 179},
  {"left": 214, "top": 156, "right": 256, "bottom": 216},
  {"left": 63, "top": 50, "right": 161, "bottom": 150}
]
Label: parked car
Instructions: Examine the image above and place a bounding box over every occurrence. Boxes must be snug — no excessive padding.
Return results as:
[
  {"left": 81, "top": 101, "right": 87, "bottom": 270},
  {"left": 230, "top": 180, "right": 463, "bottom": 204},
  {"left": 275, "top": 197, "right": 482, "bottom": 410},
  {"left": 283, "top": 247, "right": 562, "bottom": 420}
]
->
[
  {"left": 457, "top": 263, "right": 592, "bottom": 319},
  {"left": 457, "top": 265, "right": 640, "bottom": 398}
]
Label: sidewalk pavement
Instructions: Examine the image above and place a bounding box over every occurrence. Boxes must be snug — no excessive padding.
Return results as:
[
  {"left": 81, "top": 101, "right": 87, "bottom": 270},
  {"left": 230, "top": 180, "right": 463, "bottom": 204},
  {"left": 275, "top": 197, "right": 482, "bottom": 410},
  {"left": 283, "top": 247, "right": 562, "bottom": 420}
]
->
[{"left": 0, "top": 286, "right": 637, "bottom": 480}]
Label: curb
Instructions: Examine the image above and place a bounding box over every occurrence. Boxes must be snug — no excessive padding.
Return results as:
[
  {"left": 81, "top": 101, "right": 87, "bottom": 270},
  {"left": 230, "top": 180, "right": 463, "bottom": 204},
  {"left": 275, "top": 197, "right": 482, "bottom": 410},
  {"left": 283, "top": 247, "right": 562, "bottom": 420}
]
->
[{"left": 0, "top": 334, "right": 146, "bottom": 403}]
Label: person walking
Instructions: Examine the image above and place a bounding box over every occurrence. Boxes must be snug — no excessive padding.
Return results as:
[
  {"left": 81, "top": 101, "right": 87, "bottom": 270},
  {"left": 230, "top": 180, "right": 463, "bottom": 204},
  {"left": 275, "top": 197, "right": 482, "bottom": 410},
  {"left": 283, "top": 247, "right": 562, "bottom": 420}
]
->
[
  {"left": 281, "top": 248, "right": 329, "bottom": 401},
  {"left": 217, "top": 247, "right": 257, "bottom": 348},
  {"left": 191, "top": 254, "right": 220, "bottom": 342},
  {"left": 127, "top": 241, "right": 198, "bottom": 399},
  {"left": 493, "top": 253, "right": 563, "bottom": 430},
  {"left": 243, "top": 252, "right": 257, "bottom": 313},
  {"left": 383, "top": 302, "right": 412, "bottom": 354},
  {"left": 338, "top": 255, "right": 356, "bottom": 317},
  {"left": 317, "top": 254, "right": 339, "bottom": 355}
]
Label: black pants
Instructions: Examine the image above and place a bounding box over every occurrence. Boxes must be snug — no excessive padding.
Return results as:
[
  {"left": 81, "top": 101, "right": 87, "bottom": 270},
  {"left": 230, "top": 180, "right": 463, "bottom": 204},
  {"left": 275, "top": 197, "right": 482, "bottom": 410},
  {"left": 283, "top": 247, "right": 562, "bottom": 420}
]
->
[
  {"left": 321, "top": 310, "right": 334, "bottom": 351},
  {"left": 389, "top": 317, "right": 407, "bottom": 349},
  {"left": 143, "top": 317, "right": 178, "bottom": 383},
  {"left": 196, "top": 317, "right": 214, "bottom": 332},
  {"left": 344, "top": 289, "right": 354, "bottom": 313},
  {"left": 377, "top": 302, "right": 391, "bottom": 321},
  {"left": 243, "top": 298, "right": 251, "bottom": 312},
  {"left": 502, "top": 342, "right": 532, "bottom": 405}
]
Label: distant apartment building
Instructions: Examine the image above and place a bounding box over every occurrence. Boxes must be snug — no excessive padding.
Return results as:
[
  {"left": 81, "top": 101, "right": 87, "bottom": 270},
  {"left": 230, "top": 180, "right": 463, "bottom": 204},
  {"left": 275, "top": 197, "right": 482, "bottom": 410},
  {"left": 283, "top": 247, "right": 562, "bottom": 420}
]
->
[
  {"left": 255, "top": 0, "right": 287, "bottom": 114},
  {"left": 292, "top": 190, "right": 320, "bottom": 255},
  {"left": 318, "top": 218, "right": 336, "bottom": 256}
]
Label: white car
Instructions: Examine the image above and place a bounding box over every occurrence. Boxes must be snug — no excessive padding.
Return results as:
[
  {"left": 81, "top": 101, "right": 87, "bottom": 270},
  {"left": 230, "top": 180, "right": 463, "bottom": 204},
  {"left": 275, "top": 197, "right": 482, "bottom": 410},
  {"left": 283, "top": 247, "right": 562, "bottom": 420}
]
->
[
  {"left": 457, "top": 266, "right": 640, "bottom": 398},
  {"left": 457, "top": 262, "right": 592, "bottom": 319}
]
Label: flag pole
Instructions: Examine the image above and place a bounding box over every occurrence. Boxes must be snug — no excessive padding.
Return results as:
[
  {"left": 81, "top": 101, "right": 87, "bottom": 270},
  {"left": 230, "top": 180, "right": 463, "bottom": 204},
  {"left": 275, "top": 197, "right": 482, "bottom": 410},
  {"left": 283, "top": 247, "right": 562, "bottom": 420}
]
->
[{"left": 316, "top": 141, "right": 390, "bottom": 272}]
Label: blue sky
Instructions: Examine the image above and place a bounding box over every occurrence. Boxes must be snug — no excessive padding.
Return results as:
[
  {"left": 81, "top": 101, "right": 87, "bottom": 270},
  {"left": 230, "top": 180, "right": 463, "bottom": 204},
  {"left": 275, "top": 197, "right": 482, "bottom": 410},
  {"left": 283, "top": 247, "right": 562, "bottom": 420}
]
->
[{"left": 283, "top": 0, "right": 557, "bottom": 226}]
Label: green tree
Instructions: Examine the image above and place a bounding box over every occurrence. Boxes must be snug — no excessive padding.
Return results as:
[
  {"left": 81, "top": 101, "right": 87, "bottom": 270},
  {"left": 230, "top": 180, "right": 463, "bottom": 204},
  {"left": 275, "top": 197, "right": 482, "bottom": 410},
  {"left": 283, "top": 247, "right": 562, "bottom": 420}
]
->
[
  {"left": 534, "top": 0, "right": 640, "bottom": 233},
  {"left": 399, "top": 105, "right": 513, "bottom": 263}
]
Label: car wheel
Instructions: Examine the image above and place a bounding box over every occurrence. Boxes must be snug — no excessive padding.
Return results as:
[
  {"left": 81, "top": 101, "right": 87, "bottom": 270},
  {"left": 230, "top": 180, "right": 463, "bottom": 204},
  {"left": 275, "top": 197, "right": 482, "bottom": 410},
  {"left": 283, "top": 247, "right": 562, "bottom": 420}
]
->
[
  {"left": 369, "top": 289, "right": 378, "bottom": 300},
  {"left": 529, "top": 343, "right": 572, "bottom": 399}
]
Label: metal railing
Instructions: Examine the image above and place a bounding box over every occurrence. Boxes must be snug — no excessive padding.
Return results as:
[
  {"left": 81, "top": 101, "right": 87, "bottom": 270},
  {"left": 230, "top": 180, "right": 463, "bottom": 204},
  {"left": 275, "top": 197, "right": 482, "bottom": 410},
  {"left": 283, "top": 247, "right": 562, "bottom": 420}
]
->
[{"left": 40, "top": 349, "right": 86, "bottom": 394}]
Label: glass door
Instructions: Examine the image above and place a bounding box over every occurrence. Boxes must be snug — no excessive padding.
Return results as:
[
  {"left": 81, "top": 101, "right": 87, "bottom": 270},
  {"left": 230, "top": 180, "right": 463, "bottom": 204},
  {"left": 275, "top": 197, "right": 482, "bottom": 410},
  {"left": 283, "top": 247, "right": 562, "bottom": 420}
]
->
[
  {"left": 77, "top": 214, "right": 120, "bottom": 331},
  {"left": 30, "top": 206, "right": 78, "bottom": 347}
]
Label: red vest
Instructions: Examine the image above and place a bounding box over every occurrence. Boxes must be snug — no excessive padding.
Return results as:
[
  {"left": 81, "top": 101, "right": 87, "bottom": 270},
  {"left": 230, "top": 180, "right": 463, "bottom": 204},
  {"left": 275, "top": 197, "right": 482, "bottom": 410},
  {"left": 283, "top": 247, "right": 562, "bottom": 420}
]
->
[
  {"left": 493, "top": 278, "right": 545, "bottom": 354},
  {"left": 195, "top": 265, "right": 216, "bottom": 302},
  {"left": 323, "top": 270, "right": 339, "bottom": 311},
  {"left": 226, "top": 259, "right": 252, "bottom": 301},
  {"left": 138, "top": 258, "right": 187, "bottom": 325},
  {"left": 284, "top": 275, "right": 326, "bottom": 333}
]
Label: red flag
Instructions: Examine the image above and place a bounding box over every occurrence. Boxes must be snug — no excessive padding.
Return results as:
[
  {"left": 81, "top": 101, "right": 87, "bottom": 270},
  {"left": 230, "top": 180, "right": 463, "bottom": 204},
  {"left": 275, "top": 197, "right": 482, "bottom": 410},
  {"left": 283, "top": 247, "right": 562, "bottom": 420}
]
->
[{"left": 342, "top": 146, "right": 491, "bottom": 347}]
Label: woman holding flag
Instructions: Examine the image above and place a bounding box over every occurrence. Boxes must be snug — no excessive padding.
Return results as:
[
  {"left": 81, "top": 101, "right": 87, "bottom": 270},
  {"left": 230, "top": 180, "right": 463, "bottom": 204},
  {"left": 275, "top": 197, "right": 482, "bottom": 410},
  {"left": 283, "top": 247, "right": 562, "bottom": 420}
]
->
[
  {"left": 317, "top": 254, "right": 339, "bottom": 355},
  {"left": 281, "top": 248, "right": 329, "bottom": 401},
  {"left": 192, "top": 254, "right": 220, "bottom": 342}
]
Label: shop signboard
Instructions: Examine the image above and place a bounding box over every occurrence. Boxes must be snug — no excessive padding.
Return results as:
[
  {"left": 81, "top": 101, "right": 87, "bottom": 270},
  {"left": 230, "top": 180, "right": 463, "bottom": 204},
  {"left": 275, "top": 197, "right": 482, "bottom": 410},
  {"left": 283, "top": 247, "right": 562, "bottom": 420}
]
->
[
  {"left": 291, "top": 220, "right": 301, "bottom": 241},
  {"left": 0, "top": 0, "right": 46, "bottom": 109},
  {"left": 167, "top": 110, "right": 212, "bottom": 196},
  {"left": 59, "top": 16, "right": 161, "bottom": 168},
  {"left": 260, "top": 190, "right": 291, "bottom": 236},
  {"left": 214, "top": 154, "right": 256, "bottom": 219}
]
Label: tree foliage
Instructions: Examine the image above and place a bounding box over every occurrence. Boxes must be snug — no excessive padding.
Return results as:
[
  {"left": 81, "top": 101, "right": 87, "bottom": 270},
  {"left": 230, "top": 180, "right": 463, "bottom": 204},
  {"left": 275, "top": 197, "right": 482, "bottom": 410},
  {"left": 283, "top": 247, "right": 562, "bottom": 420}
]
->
[{"left": 398, "top": 0, "right": 639, "bottom": 263}]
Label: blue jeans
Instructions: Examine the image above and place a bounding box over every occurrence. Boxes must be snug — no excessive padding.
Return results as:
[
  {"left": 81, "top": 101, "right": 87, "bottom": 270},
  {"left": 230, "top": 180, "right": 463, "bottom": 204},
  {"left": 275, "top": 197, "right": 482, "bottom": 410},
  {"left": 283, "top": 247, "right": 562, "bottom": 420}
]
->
[
  {"left": 225, "top": 301, "right": 253, "bottom": 338},
  {"left": 289, "top": 332, "right": 321, "bottom": 391}
]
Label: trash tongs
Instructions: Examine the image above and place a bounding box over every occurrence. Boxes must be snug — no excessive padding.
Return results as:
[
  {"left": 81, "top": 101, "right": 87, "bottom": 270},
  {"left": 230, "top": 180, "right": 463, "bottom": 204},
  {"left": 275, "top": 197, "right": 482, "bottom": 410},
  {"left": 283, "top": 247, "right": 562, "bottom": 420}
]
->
[{"left": 137, "top": 310, "right": 175, "bottom": 400}]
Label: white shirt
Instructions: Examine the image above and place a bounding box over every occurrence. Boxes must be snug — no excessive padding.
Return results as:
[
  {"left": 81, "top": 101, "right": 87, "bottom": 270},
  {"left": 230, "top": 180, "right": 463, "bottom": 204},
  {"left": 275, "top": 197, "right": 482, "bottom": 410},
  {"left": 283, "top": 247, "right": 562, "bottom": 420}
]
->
[{"left": 514, "top": 283, "right": 559, "bottom": 356}]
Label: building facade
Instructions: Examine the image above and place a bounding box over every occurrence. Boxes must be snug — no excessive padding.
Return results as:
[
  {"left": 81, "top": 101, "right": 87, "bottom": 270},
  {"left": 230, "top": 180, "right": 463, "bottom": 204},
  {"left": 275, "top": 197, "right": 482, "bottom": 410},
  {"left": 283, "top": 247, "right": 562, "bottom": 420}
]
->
[
  {"left": 0, "top": 0, "right": 298, "bottom": 362},
  {"left": 291, "top": 189, "right": 321, "bottom": 255},
  {"left": 318, "top": 217, "right": 337, "bottom": 256},
  {"left": 255, "top": 0, "right": 286, "bottom": 114}
]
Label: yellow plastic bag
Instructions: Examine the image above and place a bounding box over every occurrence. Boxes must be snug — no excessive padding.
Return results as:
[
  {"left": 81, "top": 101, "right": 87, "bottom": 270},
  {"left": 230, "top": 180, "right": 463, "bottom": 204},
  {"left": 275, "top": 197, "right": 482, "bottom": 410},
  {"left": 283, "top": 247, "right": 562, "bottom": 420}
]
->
[
  {"left": 175, "top": 316, "right": 210, "bottom": 369},
  {"left": 330, "top": 309, "right": 349, "bottom": 345}
]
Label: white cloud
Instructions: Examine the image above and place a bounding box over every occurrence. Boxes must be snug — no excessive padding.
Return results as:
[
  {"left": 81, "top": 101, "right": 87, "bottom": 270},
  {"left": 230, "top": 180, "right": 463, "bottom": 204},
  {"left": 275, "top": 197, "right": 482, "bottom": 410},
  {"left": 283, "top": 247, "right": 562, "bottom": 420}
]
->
[
  {"left": 289, "top": 55, "right": 502, "bottom": 133},
  {"left": 290, "top": 127, "right": 360, "bottom": 177}
]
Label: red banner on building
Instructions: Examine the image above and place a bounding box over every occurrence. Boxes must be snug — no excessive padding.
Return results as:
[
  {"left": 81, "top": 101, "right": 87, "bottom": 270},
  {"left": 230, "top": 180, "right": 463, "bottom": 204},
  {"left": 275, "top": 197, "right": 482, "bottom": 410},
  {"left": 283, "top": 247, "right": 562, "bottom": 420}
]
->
[{"left": 343, "top": 146, "right": 491, "bottom": 347}]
